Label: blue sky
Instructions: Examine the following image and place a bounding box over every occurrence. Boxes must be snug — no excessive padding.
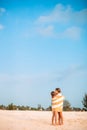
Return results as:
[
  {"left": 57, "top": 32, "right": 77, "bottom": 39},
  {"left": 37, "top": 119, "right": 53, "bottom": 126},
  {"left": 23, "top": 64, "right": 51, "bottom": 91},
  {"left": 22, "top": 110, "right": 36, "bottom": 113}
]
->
[{"left": 0, "top": 0, "right": 87, "bottom": 108}]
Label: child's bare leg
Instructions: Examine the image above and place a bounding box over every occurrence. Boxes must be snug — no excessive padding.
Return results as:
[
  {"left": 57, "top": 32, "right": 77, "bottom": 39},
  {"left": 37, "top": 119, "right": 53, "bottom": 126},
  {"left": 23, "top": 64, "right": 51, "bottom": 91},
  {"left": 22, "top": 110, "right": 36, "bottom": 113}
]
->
[
  {"left": 54, "top": 111, "right": 57, "bottom": 125},
  {"left": 60, "top": 112, "right": 63, "bottom": 125},
  {"left": 52, "top": 111, "right": 55, "bottom": 125},
  {"left": 58, "top": 112, "right": 61, "bottom": 125}
]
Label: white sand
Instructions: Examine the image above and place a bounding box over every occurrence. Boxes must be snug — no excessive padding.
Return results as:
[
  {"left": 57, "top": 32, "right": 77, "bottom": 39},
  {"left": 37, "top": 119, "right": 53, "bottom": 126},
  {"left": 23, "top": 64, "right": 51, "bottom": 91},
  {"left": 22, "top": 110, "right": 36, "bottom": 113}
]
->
[{"left": 0, "top": 110, "right": 87, "bottom": 130}]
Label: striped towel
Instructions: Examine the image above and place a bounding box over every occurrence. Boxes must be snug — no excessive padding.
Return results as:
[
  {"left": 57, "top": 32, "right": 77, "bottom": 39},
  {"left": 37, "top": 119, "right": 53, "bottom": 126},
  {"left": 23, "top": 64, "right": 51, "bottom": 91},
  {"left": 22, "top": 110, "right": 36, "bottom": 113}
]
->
[{"left": 51, "top": 95, "right": 64, "bottom": 112}]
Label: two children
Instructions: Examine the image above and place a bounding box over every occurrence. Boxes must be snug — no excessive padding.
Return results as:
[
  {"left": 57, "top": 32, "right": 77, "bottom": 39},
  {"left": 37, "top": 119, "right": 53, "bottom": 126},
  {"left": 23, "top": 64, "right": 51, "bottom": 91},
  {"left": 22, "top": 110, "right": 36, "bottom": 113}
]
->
[{"left": 51, "top": 88, "right": 64, "bottom": 125}]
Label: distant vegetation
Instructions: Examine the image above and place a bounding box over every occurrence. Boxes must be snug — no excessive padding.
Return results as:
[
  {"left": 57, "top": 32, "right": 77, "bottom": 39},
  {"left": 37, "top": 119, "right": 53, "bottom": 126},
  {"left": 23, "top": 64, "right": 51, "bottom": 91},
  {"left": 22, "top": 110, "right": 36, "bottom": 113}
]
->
[
  {"left": 0, "top": 93, "right": 87, "bottom": 111},
  {"left": 0, "top": 103, "right": 45, "bottom": 111},
  {"left": 82, "top": 93, "right": 87, "bottom": 111}
]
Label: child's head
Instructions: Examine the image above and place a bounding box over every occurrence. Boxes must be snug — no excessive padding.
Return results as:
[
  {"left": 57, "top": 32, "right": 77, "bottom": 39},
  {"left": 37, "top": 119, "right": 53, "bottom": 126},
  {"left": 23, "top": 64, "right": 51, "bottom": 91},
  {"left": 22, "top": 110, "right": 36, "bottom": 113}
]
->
[
  {"left": 55, "top": 88, "right": 61, "bottom": 93},
  {"left": 51, "top": 91, "right": 56, "bottom": 98}
]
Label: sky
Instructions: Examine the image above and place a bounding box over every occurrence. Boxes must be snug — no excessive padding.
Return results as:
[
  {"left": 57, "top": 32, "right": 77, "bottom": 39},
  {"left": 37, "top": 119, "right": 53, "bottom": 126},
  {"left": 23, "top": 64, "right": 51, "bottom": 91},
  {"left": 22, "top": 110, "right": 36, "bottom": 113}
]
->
[{"left": 0, "top": 0, "right": 87, "bottom": 108}]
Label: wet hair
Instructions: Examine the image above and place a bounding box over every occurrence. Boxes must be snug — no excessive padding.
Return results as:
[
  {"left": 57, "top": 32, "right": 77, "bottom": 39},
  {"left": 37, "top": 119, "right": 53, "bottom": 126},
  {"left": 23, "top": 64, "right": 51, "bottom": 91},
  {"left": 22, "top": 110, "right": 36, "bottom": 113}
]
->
[
  {"left": 51, "top": 91, "right": 55, "bottom": 97},
  {"left": 55, "top": 88, "right": 61, "bottom": 93}
]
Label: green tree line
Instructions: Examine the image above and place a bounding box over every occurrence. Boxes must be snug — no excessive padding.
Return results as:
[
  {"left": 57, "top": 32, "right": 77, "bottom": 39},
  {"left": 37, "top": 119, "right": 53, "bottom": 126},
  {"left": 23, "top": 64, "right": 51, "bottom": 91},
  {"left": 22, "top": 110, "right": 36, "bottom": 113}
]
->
[{"left": 0, "top": 93, "right": 87, "bottom": 111}]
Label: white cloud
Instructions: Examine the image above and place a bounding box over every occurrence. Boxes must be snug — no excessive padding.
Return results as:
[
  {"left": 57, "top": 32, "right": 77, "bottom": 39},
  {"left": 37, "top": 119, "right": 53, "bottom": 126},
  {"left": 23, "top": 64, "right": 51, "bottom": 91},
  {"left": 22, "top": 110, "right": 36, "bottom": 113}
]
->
[
  {"left": 74, "top": 9, "right": 87, "bottom": 24},
  {"left": 0, "top": 8, "right": 6, "bottom": 13},
  {"left": 36, "top": 4, "right": 87, "bottom": 24},
  {"left": 0, "top": 24, "right": 4, "bottom": 30},
  {"left": 36, "top": 25, "right": 82, "bottom": 40},
  {"left": 34, "top": 4, "right": 86, "bottom": 39},
  {"left": 36, "top": 25, "right": 54, "bottom": 36},
  {"left": 60, "top": 26, "right": 82, "bottom": 40},
  {"left": 0, "top": 8, "right": 6, "bottom": 30},
  {"left": 0, "top": 8, "right": 6, "bottom": 15},
  {"left": 36, "top": 4, "right": 71, "bottom": 24}
]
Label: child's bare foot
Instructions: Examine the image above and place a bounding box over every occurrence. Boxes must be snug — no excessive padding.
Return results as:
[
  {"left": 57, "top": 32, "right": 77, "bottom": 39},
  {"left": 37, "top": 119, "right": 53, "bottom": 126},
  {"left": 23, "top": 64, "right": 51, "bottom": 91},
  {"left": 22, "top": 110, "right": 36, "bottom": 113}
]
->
[
  {"left": 61, "top": 122, "right": 63, "bottom": 125},
  {"left": 58, "top": 122, "right": 61, "bottom": 125},
  {"left": 52, "top": 123, "right": 55, "bottom": 126}
]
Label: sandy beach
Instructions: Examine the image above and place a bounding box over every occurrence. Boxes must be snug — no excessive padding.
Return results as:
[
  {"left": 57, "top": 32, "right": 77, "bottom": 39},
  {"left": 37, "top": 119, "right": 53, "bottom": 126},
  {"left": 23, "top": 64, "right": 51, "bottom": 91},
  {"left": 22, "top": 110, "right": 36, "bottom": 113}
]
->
[{"left": 0, "top": 110, "right": 87, "bottom": 130}]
